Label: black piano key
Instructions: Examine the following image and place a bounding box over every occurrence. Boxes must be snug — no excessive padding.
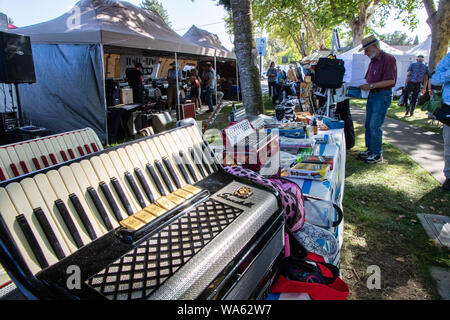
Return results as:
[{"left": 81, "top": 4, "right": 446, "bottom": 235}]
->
[
  {"left": 125, "top": 172, "right": 146, "bottom": 209},
  {"left": 173, "top": 153, "right": 192, "bottom": 185},
  {"left": 180, "top": 151, "right": 198, "bottom": 182},
  {"left": 189, "top": 147, "right": 205, "bottom": 178},
  {"left": 33, "top": 208, "right": 66, "bottom": 260},
  {"left": 69, "top": 194, "right": 97, "bottom": 241},
  {"left": 99, "top": 182, "right": 123, "bottom": 223},
  {"left": 155, "top": 160, "right": 175, "bottom": 193},
  {"left": 202, "top": 143, "right": 219, "bottom": 172},
  {"left": 87, "top": 187, "right": 114, "bottom": 231},
  {"left": 110, "top": 177, "right": 134, "bottom": 216},
  {"left": 146, "top": 163, "right": 167, "bottom": 196},
  {"left": 162, "top": 157, "right": 182, "bottom": 189},
  {"left": 135, "top": 168, "right": 155, "bottom": 203},
  {"left": 201, "top": 152, "right": 212, "bottom": 175},
  {"left": 16, "top": 214, "right": 49, "bottom": 269},
  {"left": 55, "top": 199, "right": 84, "bottom": 249}
]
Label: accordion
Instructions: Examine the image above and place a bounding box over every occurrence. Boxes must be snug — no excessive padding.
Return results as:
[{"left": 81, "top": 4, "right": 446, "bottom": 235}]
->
[{"left": 0, "top": 124, "right": 284, "bottom": 300}]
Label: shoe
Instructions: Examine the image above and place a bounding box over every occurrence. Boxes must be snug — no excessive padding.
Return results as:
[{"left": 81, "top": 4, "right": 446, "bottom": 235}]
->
[
  {"left": 358, "top": 150, "right": 372, "bottom": 159},
  {"left": 443, "top": 179, "right": 450, "bottom": 191},
  {"left": 365, "top": 154, "right": 383, "bottom": 164}
]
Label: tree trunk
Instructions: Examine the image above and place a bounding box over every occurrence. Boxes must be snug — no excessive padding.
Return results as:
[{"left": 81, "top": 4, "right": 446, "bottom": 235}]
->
[
  {"left": 230, "top": 0, "right": 263, "bottom": 116},
  {"left": 350, "top": 19, "right": 365, "bottom": 46},
  {"left": 425, "top": 0, "right": 450, "bottom": 72}
]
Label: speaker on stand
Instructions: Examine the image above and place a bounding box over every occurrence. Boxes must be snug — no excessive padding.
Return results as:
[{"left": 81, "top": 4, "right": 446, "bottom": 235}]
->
[{"left": 0, "top": 31, "right": 50, "bottom": 144}]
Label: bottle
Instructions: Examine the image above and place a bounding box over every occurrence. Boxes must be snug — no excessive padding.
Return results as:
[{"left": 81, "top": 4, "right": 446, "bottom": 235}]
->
[{"left": 312, "top": 118, "right": 318, "bottom": 135}]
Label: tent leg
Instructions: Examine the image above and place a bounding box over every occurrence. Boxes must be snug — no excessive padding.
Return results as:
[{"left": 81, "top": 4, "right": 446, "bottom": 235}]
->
[
  {"left": 175, "top": 52, "right": 180, "bottom": 121},
  {"left": 214, "top": 53, "right": 218, "bottom": 107}
]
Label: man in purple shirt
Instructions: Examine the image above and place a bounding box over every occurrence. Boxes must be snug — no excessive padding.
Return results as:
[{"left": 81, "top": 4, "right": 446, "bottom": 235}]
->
[
  {"left": 358, "top": 35, "right": 397, "bottom": 164},
  {"left": 402, "top": 55, "right": 429, "bottom": 117}
]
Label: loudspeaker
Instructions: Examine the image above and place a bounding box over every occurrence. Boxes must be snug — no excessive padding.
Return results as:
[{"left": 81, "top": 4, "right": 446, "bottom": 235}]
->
[
  {"left": 0, "top": 112, "right": 17, "bottom": 133},
  {"left": 0, "top": 31, "right": 36, "bottom": 84}
]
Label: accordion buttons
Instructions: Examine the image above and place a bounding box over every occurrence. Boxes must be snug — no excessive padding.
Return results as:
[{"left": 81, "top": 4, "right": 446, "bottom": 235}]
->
[
  {"left": 166, "top": 194, "right": 185, "bottom": 206},
  {"left": 134, "top": 211, "right": 156, "bottom": 224},
  {"left": 182, "top": 185, "right": 202, "bottom": 195},
  {"left": 120, "top": 216, "right": 145, "bottom": 231},
  {"left": 144, "top": 204, "right": 167, "bottom": 217},
  {"left": 173, "top": 189, "right": 194, "bottom": 200},
  {"left": 156, "top": 197, "right": 177, "bottom": 211}
]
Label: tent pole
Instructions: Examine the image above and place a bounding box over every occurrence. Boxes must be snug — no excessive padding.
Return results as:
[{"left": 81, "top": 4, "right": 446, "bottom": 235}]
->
[
  {"left": 100, "top": 44, "right": 109, "bottom": 146},
  {"left": 175, "top": 52, "right": 180, "bottom": 120},
  {"left": 214, "top": 52, "right": 218, "bottom": 107},
  {"left": 235, "top": 60, "right": 240, "bottom": 102}
]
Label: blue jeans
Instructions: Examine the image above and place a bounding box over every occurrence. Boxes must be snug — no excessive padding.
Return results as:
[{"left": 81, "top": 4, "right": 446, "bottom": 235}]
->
[
  {"left": 205, "top": 87, "right": 214, "bottom": 111},
  {"left": 365, "top": 90, "right": 393, "bottom": 156}
]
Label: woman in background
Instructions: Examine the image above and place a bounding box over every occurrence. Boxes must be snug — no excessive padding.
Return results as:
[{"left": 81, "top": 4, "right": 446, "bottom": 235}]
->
[{"left": 190, "top": 69, "right": 202, "bottom": 113}]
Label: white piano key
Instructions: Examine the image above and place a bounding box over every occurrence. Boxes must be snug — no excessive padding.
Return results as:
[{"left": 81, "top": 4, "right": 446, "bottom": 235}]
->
[
  {"left": 20, "top": 178, "right": 72, "bottom": 257},
  {"left": 0, "top": 151, "right": 10, "bottom": 181},
  {"left": 89, "top": 156, "right": 132, "bottom": 218},
  {"left": 116, "top": 147, "right": 151, "bottom": 207},
  {"left": 69, "top": 162, "right": 119, "bottom": 229},
  {"left": 58, "top": 166, "right": 106, "bottom": 236},
  {"left": 137, "top": 140, "right": 169, "bottom": 196},
  {"left": 5, "top": 147, "right": 24, "bottom": 176},
  {"left": 104, "top": 151, "right": 140, "bottom": 212},
  {"left": 153, "top": 136, "right": 185, "bottom": 188},
  {"left": 0, "top": 148, "right": 15, "bottom": 178},
  {"left": 33, "top": 174, "right": 78, "bottom": 253},
  {"left": 46, "top": 170, "right": 94, "bottom": 246},
  {"left": 28, "top": 141, "right": 46, "bottom": 169},
  {"left": 80, "top": 159, "right": 126, "bottom": 224},
  {"left": 159, "top": 134, "right": 188, "bottom": 187},
  {"left": 170, "top": 130, "right": 202, "bottom": 182},
  {"left": 129, "top": 143, "right": 162, "bottom": 200},
  {"left": 14, "top": 143, "right": 35, "bottom": 173},
  {"left": 0, "top": 188, "right": 41, "bottom": 274},
  {"left": 6, "top": 183, "right": 60, "bottom": 267}
]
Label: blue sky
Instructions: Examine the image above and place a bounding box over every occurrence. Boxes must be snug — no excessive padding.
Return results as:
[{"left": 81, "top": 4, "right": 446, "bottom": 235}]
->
[{"left": 0, "top": 0, "right": 431, "bottom": 50}]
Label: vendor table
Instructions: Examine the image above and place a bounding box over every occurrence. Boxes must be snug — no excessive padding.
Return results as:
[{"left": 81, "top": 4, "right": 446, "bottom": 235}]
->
[{"left": 283, "top": 128, "right": 346, "bottom": 267}]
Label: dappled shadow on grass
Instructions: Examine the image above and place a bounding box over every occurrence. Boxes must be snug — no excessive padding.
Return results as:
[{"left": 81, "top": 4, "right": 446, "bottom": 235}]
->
[{"left": 342, "top": 123, "right": 450, "bottom": 299}]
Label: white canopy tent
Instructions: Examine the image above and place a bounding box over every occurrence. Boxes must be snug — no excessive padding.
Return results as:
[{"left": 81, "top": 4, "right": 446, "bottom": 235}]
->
[
  {"left": 406, "top": 35, "right": 450, "bottom": 64},
  {"left": 338, "top": 41, "right": 415, "bottom": 91}
]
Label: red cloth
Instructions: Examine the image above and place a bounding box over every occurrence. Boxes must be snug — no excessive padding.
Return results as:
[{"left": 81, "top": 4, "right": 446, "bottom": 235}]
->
[
  {"left": 8, "top": 24, "right": 17, "bottom": 29},
  {"left": 365, "top": 51, "right": 397, "bottom": 89}
]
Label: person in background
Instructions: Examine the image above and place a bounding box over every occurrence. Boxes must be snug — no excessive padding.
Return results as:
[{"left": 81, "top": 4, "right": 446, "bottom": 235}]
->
[
  {"left": 167, "top": 61, "right": 182, "bottom": 111},
  {"left": 403, "top": 54, "right": 429, "bottom": 117},
  {"left": 287, "top": 64, "right": 298, "bottom": 82},
  {"left": 126, "top": 62, "right": 145, "bottom": 104},
  {"left": 267, "top": 61, "right": 278, "bottom": 98},
  {"left": 358, "top": 35, "right": 397, "bottom": 164},
  {"left": 201, "top": 62, "right": 216, "bottom": 112},
  {"left": 431, "top": 52, "right": 450, "bottom": 191},
  {"left": 189, "top": 68, "right": 202, "bottom": 113}
]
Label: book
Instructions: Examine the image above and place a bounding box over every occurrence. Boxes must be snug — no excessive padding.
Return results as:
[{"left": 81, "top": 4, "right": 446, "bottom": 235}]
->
[
  {"left": 284, "top": 163, "right": 330, "bottom": 181},
  {"left": 299, "top": 155, "right": 334, "bottom": 170}
]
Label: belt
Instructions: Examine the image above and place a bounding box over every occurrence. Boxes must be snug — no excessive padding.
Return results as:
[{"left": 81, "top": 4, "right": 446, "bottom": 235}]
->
[{"left": 370, "top": 88, "right": 392, "bottom": 93}]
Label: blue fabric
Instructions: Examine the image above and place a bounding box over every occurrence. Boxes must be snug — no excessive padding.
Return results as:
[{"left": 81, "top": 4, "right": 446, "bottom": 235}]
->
[
  {"left": 431, "top": 52, "right": 450, "bottom": 104},
  {"left": 407, "top": 62, "right": 428, "bottom": 83},
  {"left": 302, "top": 179, "right": 312, "bottom": 194},
  {"left": 365, "top": 90, "right": 393, "bottom": 155},
  {"left": 18, "top": 44, "right": 107, "bottom": 144}
]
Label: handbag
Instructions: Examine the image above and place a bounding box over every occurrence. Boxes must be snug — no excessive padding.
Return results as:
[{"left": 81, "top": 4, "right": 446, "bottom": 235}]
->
[
  {"left": 417, "top": 91, "right": 430, "bottom": 106},
  {"left": 313, "top": 55, "right": 345, "bottom": 89},
  {"left": 421, "top": 92, "right": 442, "bottom": 115},
  {"left": 271, "top": 251, "right": 349, "bottom": 300}
]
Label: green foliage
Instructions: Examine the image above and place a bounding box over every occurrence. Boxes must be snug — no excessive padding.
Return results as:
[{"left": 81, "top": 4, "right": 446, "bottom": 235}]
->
[
  {"left": 141, "top": 0, "right": 172, "bottom": 27},
  {"left": 379, "top": 31, "right": 414, "bottom": 45},
  {"left": 7, "top": 17, "right": 14, "bottom": 25}
]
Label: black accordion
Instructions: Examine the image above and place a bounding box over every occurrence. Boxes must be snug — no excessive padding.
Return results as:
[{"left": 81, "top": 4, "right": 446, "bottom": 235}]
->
[{"left": 0, "top": 124, "right": 284, "bottom": 300}]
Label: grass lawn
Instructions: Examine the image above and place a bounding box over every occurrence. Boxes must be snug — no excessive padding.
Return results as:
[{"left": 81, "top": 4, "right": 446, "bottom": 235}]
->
[
  {"left": 341, "top": 123, "right": 450, "bottom": 300},
  {"left": 351, "top": 98, "right": 443, "bottom": 134}
]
